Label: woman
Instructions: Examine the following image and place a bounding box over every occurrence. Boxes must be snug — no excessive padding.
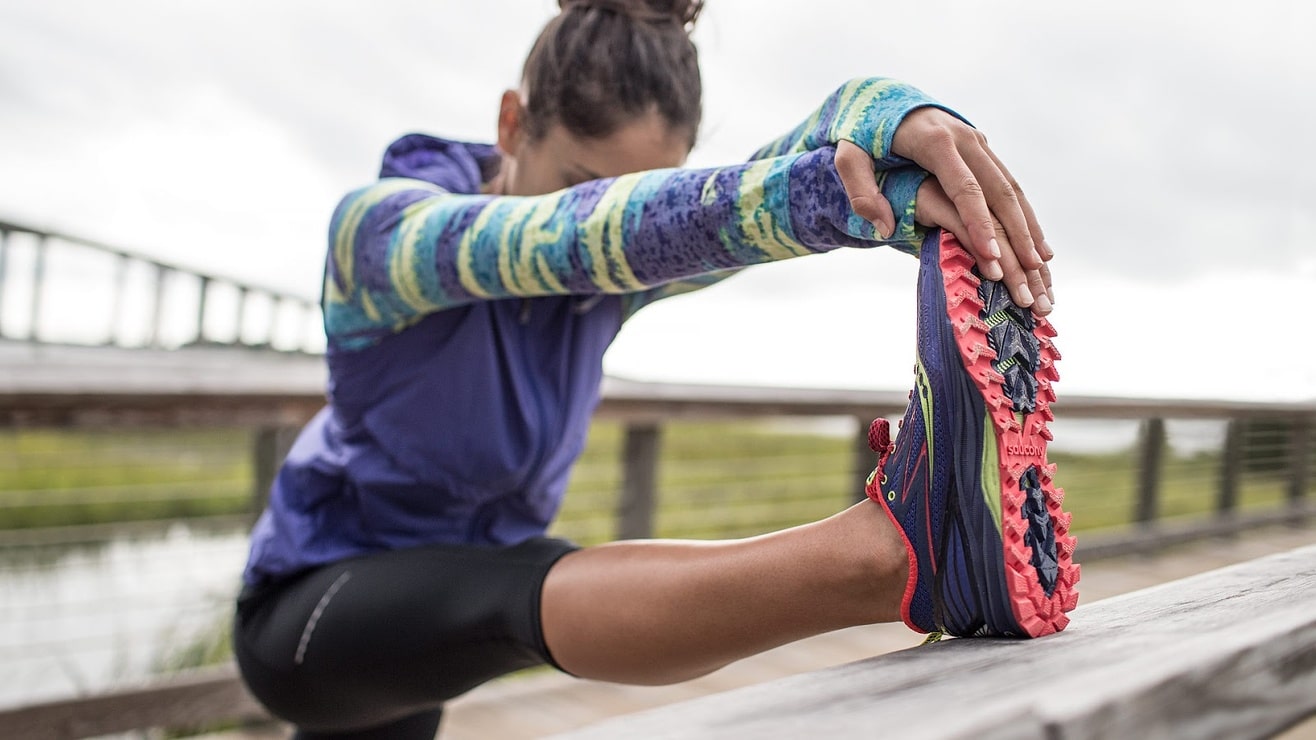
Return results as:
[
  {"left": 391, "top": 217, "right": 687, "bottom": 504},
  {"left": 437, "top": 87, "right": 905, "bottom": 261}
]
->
[{"left": 234, "top": 1, "right": 1075, "bottom": 737}]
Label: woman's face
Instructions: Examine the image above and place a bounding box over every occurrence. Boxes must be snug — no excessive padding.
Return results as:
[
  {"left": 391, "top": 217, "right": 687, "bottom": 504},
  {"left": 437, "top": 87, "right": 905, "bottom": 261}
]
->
[{"left": 494, "top": 90, "right": 690, "bottom": 196}]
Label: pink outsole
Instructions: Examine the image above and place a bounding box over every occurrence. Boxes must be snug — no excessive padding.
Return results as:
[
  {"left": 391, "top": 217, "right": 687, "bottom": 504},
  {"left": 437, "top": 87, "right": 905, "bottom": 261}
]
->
[{"left": 938, "top": 234, "right": 1080, "bottom": 637}]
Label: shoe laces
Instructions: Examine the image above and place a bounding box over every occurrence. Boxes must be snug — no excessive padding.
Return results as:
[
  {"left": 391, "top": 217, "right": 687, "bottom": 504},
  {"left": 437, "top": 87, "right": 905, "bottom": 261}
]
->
[{"left": 867, "top": 418, "right": 894, "bottom": 481}]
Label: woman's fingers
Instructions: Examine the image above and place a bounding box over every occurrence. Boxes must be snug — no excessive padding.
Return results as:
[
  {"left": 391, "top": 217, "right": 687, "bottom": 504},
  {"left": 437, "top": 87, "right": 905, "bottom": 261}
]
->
[
  {"left": 891, "top": 108, "right": 1059, "bottom": 306},
  {"left": 915, "top": 180, "right": 1052, "bottom": 315},
  {"left": 834, "top": 141, "right": 896, "bottom": 238},
  {"left": 914, "top": 178, "right": 976, "bottom": 261},
  {"left": 900, "top": 117, "right": 1000, "bottom": 271},
  {"left": 959, "top": 140, "right": 1041, "bottom": 272}
]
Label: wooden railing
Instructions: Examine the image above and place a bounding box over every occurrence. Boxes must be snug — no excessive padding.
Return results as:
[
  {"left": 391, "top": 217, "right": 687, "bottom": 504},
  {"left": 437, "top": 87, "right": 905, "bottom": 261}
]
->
[
  {"left": 0, "top": 219, "right": 321, "bottom": 352},
  {"left": 2, "top": 345, "right": 1311, "bottom": 547},
  {"left": 1, "top": 346, "right": 1314, "bottom": 736}
]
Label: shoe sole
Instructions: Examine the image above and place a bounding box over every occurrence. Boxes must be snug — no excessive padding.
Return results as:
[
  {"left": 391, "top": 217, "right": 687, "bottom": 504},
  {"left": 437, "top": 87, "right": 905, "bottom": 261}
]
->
[{"left": 934, "top": 231, "right": 1079, "bottom": 637}]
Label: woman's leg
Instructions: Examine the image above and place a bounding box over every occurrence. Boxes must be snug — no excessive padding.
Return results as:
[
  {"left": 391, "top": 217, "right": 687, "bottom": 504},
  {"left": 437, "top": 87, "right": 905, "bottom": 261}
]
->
[
  {"left": 541, "top": 500, "right": 908, "bottom": 684},
  {"left": 234, "top": 538, "right": 578, "bottom": 735}
]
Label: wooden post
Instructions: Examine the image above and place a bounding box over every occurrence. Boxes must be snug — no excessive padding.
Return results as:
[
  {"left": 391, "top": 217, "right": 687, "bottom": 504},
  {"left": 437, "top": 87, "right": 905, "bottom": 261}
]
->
[
  {"left": 0, "top": 229, "right": 9, "bottom": 334},
  {"left": 195, "top": 275, "right": 211, "bottom": 345},
  {"left": 617, "top": 422, "right": 661, "bottom": 540},
  {"left": 234, "top": 286, "right": 248, "bottom": 345},
  {"left": 252, "top": 426, "right": 297, "bottom": 516},
  {"left": 107, "top": 253, "right": 129, "bottom": 347},
  {"left": 1217, "top": 418, "right": 1243, "bottom": 517},
  {"left": 147, "top": 263, "right": 168, "bottom": 348},
  {"left": 852, "top": 415, "right": 876, "bottom": 503},
  {"left": 303, "top": 301, "right": 320, "bottom": 353},
  {"left": 26, "top": 234, "right": 47, "bottom": 342},
  {"left": 1135, "top": 417, "right": 1165, "bottom": 526},
  {"left": 268, "top": 295, "right": 284, "bottom": 348},
  {"left": 1289, "top": 416, "right": 1312, "bottom": 523}
]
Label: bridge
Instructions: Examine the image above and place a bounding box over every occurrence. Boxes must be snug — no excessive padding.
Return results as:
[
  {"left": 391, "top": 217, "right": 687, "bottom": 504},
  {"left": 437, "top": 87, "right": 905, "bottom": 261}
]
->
[{"left": 1, "top": 218, "right": 1314, "bottom": 737}]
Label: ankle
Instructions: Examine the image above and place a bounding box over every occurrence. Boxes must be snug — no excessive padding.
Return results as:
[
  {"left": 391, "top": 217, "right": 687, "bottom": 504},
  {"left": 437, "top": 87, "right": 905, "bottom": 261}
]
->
[{"left": 830, "top": 502, "right": 910, "bottom": 623}]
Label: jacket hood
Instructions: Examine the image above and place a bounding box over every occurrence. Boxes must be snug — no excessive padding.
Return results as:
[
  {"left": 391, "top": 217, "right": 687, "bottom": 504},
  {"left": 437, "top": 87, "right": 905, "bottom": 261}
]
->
[{"left": 379, "top": 133, "right": 501, "bottom": 194}]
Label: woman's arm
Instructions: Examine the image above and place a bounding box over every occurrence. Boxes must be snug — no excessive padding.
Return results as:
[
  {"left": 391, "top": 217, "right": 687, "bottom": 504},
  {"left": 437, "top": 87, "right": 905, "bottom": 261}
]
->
[
  {"left": 747, "top": 78, "right": 962, "bottom": 165},
  {"left": 746, "top": 77, "right": 1053, "bottom": 311},
  {"left": 616, "top": 78, "right": 950, "bottom": 318},
  {"left": 325, "top": 149, "right": 927, "bottom": 349}
]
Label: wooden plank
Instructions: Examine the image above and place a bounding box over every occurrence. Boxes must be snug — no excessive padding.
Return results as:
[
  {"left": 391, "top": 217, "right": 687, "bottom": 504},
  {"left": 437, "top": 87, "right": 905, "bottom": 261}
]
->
[
  {"left": 551, "top": 544, "right": 1316, "bottom": 740},
  {"left": 0, "top": 664, "right": 270, "bottom": 740}
]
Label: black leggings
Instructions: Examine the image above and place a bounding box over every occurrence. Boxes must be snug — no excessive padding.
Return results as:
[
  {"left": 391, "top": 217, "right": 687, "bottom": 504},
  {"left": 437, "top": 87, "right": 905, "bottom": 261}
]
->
[{"left": 233, "top": 537, "right": 579, "bottom": 738}]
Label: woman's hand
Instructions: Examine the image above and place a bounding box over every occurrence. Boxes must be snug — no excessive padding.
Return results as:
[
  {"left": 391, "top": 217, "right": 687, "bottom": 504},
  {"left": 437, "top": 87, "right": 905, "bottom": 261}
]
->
[
  {"left": 912, "top": 177, "right": 1053, "bottom": 315},
  {"left": 834, "top": 107, "right": 1055, "bottom": 314}
]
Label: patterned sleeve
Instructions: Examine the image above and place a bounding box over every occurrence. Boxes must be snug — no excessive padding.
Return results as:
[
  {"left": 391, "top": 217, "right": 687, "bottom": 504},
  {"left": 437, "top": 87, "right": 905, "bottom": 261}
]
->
[
  {"left": 620, "top": 77, "right": 963, "bottom": 317},
  {"left": 748, "top": 77, "right": 968, "bottom": 164},
  {"left": 324, "top": 146, "right": 928, "bottom": 349}
]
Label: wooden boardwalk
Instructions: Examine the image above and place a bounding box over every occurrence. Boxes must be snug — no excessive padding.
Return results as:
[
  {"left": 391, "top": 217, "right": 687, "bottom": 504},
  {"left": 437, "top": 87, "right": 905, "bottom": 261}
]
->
[{"left": 206, "top": 524, "right": 1316, "bottom": 740}]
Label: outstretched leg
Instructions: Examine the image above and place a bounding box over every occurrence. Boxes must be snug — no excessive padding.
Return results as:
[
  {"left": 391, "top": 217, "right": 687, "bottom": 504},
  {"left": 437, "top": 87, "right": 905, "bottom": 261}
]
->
[{"left": 541, "top": 499, "right": 908, "bottom": 684}]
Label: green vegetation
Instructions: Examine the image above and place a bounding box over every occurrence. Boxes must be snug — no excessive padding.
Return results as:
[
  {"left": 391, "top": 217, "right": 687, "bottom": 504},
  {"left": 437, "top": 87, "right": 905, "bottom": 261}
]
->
[
  {"left": 0, "top": 429, "right": 252, "bottom": 528},
  {"left": 0, "top": 422, "right": 1302, "bottom": 537}
]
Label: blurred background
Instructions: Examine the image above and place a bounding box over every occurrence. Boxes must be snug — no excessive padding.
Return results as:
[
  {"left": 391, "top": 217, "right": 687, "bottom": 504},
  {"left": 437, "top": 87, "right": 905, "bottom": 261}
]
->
[
  {"left": 3, "top": 0, "right": 1313, "bottom": 398},
  {"left": 0, "top": 0, "right": 1312, "bottom": 735}
]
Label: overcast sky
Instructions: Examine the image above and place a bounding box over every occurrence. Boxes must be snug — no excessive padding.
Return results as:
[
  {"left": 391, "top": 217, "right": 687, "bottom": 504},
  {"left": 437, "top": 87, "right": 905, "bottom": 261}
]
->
[{"left": 1, "top": 1, "right": 1312, "bottom": 400}]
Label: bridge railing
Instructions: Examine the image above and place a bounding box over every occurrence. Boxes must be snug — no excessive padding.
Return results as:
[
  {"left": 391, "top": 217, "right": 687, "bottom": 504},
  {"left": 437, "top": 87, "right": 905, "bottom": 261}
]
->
[
  {"left": 1, "top": 363, "right": 1312, "bottom": 553},
  {"left": 1, "top": 356, "right": 1314, "bottom": 737},
  {"left": 0, "top": 219, "right": 322, "bottom": 352}
]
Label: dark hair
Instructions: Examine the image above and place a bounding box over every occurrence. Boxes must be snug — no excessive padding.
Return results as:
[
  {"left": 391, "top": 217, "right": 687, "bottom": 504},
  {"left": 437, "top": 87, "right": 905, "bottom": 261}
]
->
[{"left": 520, "top": 0, "right": 704, "bottom": 148}]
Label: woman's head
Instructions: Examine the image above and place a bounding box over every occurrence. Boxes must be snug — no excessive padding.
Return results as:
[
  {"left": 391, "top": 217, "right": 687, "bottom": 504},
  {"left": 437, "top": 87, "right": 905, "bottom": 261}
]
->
[{"left": 494, "top": 0, "right": 704, "bottom": 195}]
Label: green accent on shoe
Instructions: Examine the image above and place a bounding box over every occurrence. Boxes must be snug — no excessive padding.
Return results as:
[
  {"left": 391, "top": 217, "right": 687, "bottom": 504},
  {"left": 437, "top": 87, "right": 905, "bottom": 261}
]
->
[
  {"left": 981, "top": 411, "right": 1003, "bottom": 530},
  {"left": 915, "top": 360, "right": 936, "bottom": 475},
  {"left": 983, "top": 309, "right": 1013, "bottom": 328}
]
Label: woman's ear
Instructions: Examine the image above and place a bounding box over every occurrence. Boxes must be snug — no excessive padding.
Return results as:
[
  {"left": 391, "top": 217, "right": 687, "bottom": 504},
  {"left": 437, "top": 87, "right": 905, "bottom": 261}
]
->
[{"left": 496, "top": 89, "right": 524, "bottom": 155}]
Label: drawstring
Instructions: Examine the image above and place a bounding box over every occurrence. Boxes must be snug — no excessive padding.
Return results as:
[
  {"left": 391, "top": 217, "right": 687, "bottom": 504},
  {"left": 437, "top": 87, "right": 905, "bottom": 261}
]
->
[
  {"left": 519, "top": 295, "right": 605, "bottom": 325},
  {"left": 573, "top": 295, "right": 605, "bottom": 314}
]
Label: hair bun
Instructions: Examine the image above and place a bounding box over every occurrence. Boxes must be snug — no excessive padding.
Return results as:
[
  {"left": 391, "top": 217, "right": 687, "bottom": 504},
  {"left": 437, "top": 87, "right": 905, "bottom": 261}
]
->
[{"left": 559, "top": 0, "right": 704, "bottom": 29}]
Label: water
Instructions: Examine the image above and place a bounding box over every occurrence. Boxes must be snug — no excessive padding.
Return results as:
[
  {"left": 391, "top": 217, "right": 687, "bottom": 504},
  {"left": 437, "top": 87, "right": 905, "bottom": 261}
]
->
[{"left": 0, "top": 522, "right": 250, "bottom": 709}]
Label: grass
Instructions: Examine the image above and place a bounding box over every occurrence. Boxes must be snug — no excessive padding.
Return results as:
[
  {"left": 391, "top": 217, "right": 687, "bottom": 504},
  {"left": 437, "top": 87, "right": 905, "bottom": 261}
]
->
[
  {"left": 0, "top": 422, "right": 1304, "bottom": 537},
  {"left": 0, "top": 429, "right": 252, "bottom": 528}
]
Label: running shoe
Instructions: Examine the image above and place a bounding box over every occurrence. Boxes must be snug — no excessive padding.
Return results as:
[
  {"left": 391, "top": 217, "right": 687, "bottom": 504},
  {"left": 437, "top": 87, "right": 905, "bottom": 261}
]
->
[{"left": 866, "top": 229, "right": 1079, "bottom": 638}]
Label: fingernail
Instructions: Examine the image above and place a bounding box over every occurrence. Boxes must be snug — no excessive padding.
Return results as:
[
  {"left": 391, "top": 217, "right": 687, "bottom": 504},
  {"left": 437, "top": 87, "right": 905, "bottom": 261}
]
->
[
  {"left": 1034, "top": 293, "right": 1052, "bottom": 313},
  {"left": 1039, "top": 240, "right": 1055, "bottom": 259},
  {"left": 1017, "top": 282, "right": 1033, "bottom": 305},
  {"left": 989, "top": 238, "right": 1002, "bottom": 258},
  {"left": 876, "top": 220, "right": 893, "bottom": 239},
  {"left": 985, "top": 261, "right": 1004, "bottom": 281},
  {"left": 1047, "top": 287, "right": 1055, "bottom": 304}
]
